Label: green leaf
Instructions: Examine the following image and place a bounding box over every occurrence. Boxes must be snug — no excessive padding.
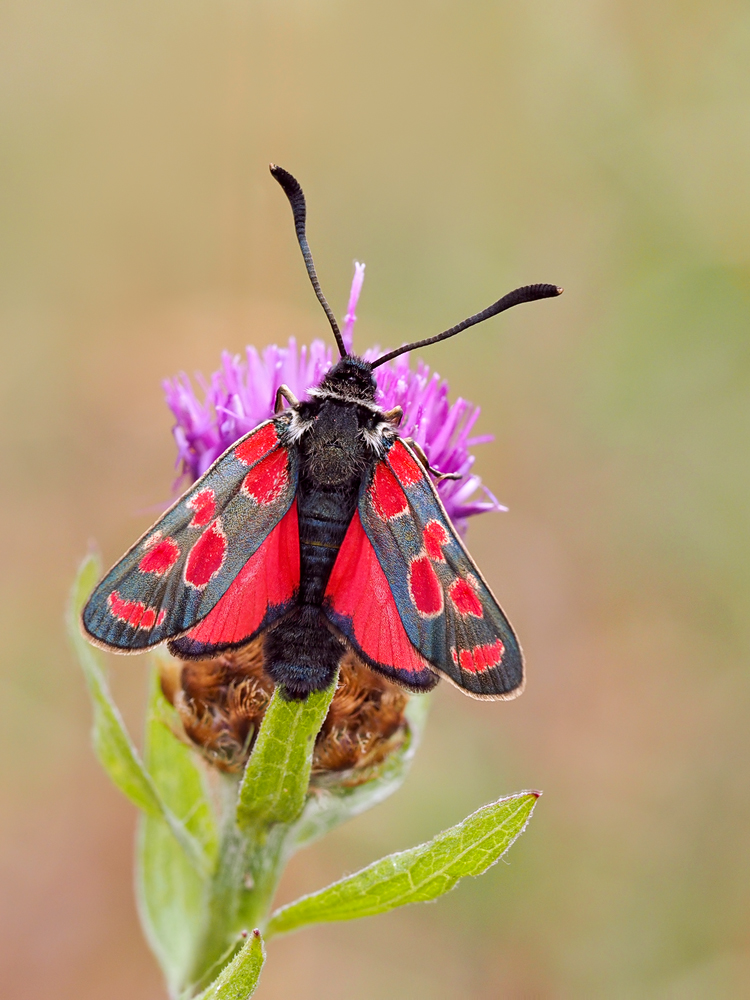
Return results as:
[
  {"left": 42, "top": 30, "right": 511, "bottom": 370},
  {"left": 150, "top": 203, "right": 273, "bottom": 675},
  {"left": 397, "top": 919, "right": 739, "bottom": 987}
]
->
[
  {"left": 137, "top": 655, "right": 218, "bottom": 996},
  {"left": 68, "top": 555, "right": 210, "bottom": 876},
  {"left": 266, "top": 790, "right": 539, "bottom": 937},
  {"left": 193, "top": 929, "right": 265, "bottom": 1000},
  {"left": 290, "top": 693, "right": 432, "bottom": 851},
  {"left": 236, "top": 670, "right": 339, "bottom": 830},
  {"left": 145, "top": 649, "right": 218, "bottom": 855}
]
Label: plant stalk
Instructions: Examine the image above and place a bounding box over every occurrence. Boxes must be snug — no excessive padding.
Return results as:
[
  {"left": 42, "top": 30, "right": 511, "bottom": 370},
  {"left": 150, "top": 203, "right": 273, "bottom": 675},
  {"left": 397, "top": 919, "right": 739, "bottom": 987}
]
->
[{"left": 185, "top": 778, "right": 289, "bottom": 996}]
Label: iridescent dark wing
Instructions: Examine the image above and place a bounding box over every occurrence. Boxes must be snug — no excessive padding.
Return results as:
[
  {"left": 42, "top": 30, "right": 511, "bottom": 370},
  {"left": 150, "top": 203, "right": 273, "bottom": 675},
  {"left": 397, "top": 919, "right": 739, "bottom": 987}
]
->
[
  {"left": 82, "top": 417, "right": 299, "bottom": 652},
  {"left": 326, "top": 439, "right": 523, "bottom": 699}
]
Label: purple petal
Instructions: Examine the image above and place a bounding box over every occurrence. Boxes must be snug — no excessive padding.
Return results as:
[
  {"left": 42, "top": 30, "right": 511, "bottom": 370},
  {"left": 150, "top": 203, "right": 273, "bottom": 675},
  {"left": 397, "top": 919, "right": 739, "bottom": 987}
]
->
[{"left": 341, "top": 262, "right": 366, "bottom": 354}]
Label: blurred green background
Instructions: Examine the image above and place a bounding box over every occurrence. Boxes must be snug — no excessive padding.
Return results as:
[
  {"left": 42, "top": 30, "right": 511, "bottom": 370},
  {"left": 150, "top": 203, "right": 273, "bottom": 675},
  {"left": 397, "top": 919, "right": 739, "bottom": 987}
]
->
[{"left": 2, "top": 1, "right": 750, "bottom": 996}]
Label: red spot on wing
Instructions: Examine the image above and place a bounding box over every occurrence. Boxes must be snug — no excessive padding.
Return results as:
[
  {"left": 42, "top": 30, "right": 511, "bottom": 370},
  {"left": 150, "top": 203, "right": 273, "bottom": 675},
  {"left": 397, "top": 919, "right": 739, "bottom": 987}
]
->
[
  {"left": 456, "top": 638, "right": 505, "bottom": 674},
  {"left": 423, "top": 520, "right": 449, "bottom": 561},
  {"left": 183, "top": 503, "right": 300, "bottom": 647},
  {"left": 108, "top": 592, "right": 145, "bottom": 626},
  {"left": 408, "top": 556, "right": 443, "bottom": 617},
  {"left": 474, "top": 645, "right": 488, "bottom": 671},
  {"left": 242, "top": 448, "right": 289, "bottom": 505},
  {"left": 140, "top": 608, "right": 157, "bottom": 629},
  {"left": 326, "top": 513, "right": 431, "bottom": 678},
  {"left": 370, "top": 462, "right": 408, "bottom": 520},
  {"left": 388, "top": 440, "right": 423, "bottom": 486},
  {"left": 138, "top": 536, "right": 180, "bottom": 575},
  {"left": 234, "top": 422, "right": 278, "bottom": 466},
  {"left": 486, "top": 639, "right": 505, "bottom": 666},
  {"left": 187, "top": 488, "right": 216, "bottom": 527},
  {"left": 459, "top": 648, "right": 474, "bottom": 672},
  {"left": 108, "top": 591, "right": 162, "bottom": 631},
  {"left": 185, "top": 520, "right": 227, "bottom": 588},
  {"left": 448, "top": 576, "right": 483, "bottom": 617}
]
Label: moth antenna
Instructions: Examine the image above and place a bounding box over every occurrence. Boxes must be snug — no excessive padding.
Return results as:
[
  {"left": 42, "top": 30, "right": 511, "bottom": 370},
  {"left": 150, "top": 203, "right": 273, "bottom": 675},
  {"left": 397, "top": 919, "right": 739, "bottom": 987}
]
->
[
  {"left": 270, "top": 164, "right": 347, "bottom": 358},
  {"left": 371, "top": 283, "right": 563, "bottom": 369}
]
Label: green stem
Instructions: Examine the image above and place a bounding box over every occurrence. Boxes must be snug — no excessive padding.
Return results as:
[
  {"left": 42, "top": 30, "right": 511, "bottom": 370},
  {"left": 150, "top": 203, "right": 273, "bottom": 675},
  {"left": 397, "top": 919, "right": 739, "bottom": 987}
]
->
[
  {"left": 185, "top": 778, "right": 290, "bottom": 996},
  {"left": 183, "top": 672, "right": 340, "bottom": 995}
]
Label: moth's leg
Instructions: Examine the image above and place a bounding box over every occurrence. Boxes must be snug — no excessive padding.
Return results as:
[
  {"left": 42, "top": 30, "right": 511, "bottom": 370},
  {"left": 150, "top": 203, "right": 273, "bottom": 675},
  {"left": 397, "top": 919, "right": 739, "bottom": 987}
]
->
[
  {"left": 382, "top": 405, "right": 403, "bottom": 426},
  {"left": 404, "top": 437, "right": 462, "bottom": 481},
  {"left": 274, "top": 384, "right": 300, "bottom": 414},
  {"left": 404, "top": 437, "right": 427, "bottom": 466}
]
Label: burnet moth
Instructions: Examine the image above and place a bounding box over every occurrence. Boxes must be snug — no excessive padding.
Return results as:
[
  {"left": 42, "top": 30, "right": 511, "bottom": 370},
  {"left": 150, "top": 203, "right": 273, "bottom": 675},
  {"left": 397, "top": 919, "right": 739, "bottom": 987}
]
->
[{"left": 82, "top": 165, "right": 561, "bottom": 700}]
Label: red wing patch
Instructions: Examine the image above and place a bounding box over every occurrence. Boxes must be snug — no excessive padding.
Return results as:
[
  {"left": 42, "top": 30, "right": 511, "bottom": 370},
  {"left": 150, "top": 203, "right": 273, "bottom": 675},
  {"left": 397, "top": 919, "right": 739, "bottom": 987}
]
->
[
  {"left": 388, "top": 441, "right": 422, "bottom": 485},
  {"left": 324, "top": 513, "right": 438, "bottom": 691},
  {"left": 184, "top": 519, "right": 227, "bottom": 588},
  {"left": 423, "top": 520, "right": 449, "bottom": 561},
  {"left": 138, "top": 536, "right": 180, "bottom": 575},
  {"left": 370, "top": 463, "right": 408, "bottom": 521},
  {"left": 408, "top": 555, "right": 443, "bottom": 616},
  {"left": 108, "top": 591, "right": 166, "bottom": 630},
  {"left": 242, "top": 448, "right": 289, "bottom": 505},
  {"left": 234, "top": 421, "right": 278, "bottom": 465},
  {"left": 172, "top": 502, "right": 300, "bottom": 654},
  {"left": 448, "top": 576, "right": 483, "bottom": 617},
  {"left": 187, "top": 488, "right": 216, "bottom": 527},
  {"left": 452, "top": 639, "right": 505, "bottom": 674}
]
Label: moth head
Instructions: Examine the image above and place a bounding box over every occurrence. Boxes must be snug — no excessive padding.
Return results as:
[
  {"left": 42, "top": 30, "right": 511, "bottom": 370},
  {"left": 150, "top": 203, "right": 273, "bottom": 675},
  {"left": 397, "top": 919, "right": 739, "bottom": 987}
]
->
[{"left": 319, "top": 355, "right": 377, "bottom": 402}]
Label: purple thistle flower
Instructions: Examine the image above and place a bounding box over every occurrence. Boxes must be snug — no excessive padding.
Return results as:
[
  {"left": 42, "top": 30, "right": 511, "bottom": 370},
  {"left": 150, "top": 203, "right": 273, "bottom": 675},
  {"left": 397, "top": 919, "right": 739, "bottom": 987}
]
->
[
  {"left": 164, "top": 339, "right": 334, "bottom": 480},
  {"left": 163, "top": 266, "right": 503, "bottom": 534}
]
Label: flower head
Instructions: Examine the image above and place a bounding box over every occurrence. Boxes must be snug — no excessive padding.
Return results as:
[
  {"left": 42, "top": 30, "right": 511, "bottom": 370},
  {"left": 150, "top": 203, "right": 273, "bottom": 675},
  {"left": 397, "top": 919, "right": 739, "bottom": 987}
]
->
[
  {"left": 163, "top": 265, "right": 502, "bottom": 535},
  {"left": 159, "top": 641, "right": 408, "bottom": 783}
]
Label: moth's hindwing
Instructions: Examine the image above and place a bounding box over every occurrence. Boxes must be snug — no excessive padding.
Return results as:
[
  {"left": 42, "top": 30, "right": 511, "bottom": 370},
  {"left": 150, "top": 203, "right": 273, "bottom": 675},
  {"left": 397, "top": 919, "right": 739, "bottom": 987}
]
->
[
  {"left": 324, "top": 509, "right": 439, "bottom": 692},
  {"left": 327, "top": 438, "right": 523, "bottom": 699},
  {"left": 82, "top": 416, "right": 300, "bottom": 652}
]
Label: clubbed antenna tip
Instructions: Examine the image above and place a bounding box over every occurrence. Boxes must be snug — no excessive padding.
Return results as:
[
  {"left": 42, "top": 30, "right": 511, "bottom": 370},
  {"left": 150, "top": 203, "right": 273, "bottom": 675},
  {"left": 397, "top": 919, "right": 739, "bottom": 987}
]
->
[{"left": 371, "top": 283, "right": 563, "bottom": 369}]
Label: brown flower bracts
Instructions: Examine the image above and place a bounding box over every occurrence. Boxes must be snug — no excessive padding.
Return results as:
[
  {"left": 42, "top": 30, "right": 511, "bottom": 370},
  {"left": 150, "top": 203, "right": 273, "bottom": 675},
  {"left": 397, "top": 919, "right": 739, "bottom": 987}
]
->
[{"left": 160, "top": 640, "right": 409, "bottom": 784}]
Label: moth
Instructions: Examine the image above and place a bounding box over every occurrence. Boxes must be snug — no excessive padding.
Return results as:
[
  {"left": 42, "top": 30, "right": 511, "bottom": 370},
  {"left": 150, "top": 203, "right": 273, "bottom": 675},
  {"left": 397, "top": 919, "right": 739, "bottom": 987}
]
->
[{"left": 83, "top": 165, "right": 561, "bottom": 700}]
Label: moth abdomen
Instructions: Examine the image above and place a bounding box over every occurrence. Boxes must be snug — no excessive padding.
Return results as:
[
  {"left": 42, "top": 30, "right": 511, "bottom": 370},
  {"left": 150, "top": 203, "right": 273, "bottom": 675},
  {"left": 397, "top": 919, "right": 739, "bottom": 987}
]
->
[{"left": 263, "top": 606, "right": 344, "bottom": 700}]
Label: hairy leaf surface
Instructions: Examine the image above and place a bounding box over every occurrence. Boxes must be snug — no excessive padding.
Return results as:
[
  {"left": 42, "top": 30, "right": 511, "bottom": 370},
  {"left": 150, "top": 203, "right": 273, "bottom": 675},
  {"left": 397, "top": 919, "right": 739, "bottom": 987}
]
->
[{"left": 267, "top": 791, "right": 539, "bottom": 936}]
